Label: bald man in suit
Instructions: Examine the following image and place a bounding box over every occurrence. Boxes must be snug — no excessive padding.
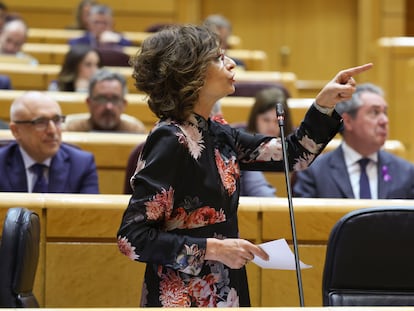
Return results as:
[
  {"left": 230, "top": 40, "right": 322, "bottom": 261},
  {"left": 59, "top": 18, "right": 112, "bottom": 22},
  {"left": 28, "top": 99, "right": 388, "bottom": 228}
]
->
[{"left": 0, "top": 91, "right": 99, "bottom": 193}]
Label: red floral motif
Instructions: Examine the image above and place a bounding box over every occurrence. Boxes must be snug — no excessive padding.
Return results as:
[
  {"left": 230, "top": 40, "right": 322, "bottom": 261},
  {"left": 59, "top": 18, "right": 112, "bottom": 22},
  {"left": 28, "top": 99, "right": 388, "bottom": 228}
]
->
[
  {"left": 159, "top": 270, "right": 191, "bottom": 307},
  {"left": 188, "top": 273, "right": 221, "bottom": 307},
  {"left": 145, "top": 187, "right": 174, "bottom": 220},
  {"left": 117, "top": 236, "right": 139, "bottom": 260},
  {"left": 210, "top": 114, "right": 228, "bottom": 125},
  {"left": 165, "top": 206, "right": 226, "bottom": 231},
  {"left": 214, "top": 149, "right": 240, "bottom": 195}
]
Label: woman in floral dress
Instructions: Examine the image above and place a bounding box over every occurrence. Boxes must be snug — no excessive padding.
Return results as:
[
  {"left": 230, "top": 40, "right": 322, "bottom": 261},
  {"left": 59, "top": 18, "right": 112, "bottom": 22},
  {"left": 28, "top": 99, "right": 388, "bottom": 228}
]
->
[{"left": 117, "top": 24, "right": 372, "bottom": 307}]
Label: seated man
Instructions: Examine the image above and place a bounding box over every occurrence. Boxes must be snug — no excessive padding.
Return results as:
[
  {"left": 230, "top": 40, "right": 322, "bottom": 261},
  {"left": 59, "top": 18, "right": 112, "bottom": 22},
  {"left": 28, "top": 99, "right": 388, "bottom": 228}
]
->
[
  {"left": 0, "top": 91, "right": 99, "bottom": 193},
  {"left": 0, "top": 19, "right": 38, "bottom": 65},
  {"left": 63, "top": 68, "right": 146, "bottom": 133},
  {"left": 293, "top": 83, "right": 414, "bottom": 199},
  {"left": 68, "top": 4, "right": 132, "bottom": 48}
]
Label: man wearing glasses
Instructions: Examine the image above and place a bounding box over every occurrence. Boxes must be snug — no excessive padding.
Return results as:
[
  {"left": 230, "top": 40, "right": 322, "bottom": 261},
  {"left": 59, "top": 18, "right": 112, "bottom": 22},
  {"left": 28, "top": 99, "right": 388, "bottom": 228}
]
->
[
  {"left": 63, "top": 69, "right": 146, "bottom": 133},
  {"left": 0, "top": 91, "right": 99, "bottom": 193}
]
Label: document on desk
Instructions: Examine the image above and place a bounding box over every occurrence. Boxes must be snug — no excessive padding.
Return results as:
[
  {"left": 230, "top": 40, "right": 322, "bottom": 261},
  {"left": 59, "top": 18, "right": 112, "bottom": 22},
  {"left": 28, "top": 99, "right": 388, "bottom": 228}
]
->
[{"left": 252, "top": 238, "right": 312, "bottom": 270}]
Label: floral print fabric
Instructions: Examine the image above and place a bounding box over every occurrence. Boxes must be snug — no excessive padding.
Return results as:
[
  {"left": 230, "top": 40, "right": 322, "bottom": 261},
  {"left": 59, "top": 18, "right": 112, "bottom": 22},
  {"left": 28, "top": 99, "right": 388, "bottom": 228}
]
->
[{"left": 117, "top": 105, "right": 341, "bottom": 307}]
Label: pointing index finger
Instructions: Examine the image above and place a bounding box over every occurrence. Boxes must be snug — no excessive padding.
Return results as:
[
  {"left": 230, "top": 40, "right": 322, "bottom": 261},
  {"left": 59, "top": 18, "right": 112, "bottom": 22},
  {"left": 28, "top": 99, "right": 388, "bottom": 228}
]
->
[{"left": 337, "top": 63, "right": 373, "bottom": 84}]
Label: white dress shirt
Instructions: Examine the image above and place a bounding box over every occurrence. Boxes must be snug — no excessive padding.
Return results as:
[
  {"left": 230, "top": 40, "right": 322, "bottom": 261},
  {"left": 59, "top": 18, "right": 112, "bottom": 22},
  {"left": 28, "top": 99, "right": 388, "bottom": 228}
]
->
[{"left": 341, "top": 142, "right": 378, "bottom": 199}]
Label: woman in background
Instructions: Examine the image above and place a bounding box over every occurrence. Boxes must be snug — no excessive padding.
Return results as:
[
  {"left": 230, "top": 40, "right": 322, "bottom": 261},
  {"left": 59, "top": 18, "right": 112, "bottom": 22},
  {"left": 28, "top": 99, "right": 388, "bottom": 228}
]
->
[
  {"left": 66, "top": 0, "right": 97, "bottom": 30},
  {"left": 48, "top": 44, "right": 102, "bottom": 92},
  {"left": 240, "top": 86, "right": 295, "bottom": 196}
]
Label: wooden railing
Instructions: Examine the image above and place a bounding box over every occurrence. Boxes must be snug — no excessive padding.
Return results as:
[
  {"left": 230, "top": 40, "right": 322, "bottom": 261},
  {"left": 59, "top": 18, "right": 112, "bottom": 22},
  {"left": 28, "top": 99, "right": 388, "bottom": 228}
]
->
[{"left": 1, "top": 194, "right": 413, "bottom": 307}]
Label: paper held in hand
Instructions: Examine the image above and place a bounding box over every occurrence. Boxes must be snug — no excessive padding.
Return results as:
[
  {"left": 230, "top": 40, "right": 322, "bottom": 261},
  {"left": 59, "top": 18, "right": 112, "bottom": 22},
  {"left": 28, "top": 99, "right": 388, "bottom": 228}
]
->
[{"left": 252, "top": 238, "right": 312, "bottom": 270}]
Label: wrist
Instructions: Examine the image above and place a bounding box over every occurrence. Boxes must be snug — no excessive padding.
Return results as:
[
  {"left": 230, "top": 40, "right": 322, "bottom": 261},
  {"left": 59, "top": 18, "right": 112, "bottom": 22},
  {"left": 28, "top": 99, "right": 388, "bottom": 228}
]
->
[{"left": 313, "top": 102, "right": 335, "bottom": 116}]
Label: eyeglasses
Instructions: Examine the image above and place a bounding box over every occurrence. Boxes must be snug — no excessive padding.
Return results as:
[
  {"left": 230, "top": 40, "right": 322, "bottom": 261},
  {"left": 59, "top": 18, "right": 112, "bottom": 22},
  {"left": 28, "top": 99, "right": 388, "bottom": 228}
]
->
[
  {"left": 90, "top": 96, "right": 124, "bottom": 106},
  {"left": 13, "top": 115, "right": 66, "bottom": 131}
]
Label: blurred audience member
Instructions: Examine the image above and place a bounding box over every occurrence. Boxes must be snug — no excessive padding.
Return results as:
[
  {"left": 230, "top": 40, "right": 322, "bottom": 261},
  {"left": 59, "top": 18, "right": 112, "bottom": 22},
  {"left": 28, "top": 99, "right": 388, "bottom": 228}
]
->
[
  {"left": 66, "top": 0, "right": 97, "bottom": 30},
  {"left": 0, "top": 74, "right": 11, "bottom": 89},
  {"left": 294, "top": 83, "right": 414, "bottom": 199},
  {"left": 240, "top": 86, "right": 294, "bottom": 197},
  {"left": 68, "top": 4, "right": 132, "bottom": 48},
  {"left": 0, "top": 19, "right": 38, "bottom": 65},
  {"left": 203, "top": 14, "right": 245, "bottom": 68},
  {"left": 63, "top": 69, "right": 146, "bottom": 133},
  {"left": 0, "top": 91, "right": 99, "bottom": 193},
  {"left": 48, "top": 44, "right": 102, "bottom": 92}
]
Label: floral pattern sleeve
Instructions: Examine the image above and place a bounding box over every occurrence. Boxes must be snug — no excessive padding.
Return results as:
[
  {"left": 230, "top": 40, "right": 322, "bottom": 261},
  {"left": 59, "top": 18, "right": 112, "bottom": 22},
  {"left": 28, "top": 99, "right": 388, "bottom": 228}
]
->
[
  {"left": 234, "top": 105, "right": 342, "bottom": 172},
  {"left": 117, "top": 125, "right": 209, "bottom": 276}
]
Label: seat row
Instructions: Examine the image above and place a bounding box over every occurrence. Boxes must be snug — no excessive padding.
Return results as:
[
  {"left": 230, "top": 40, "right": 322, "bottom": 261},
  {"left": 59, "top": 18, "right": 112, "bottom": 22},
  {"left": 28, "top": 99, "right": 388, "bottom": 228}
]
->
[
  {"left": 0, "top": 62, "right": 298, "bottom": 97},
  {"left": 0, "top": 129, "right": 405, "bottom": 196},
  {"left": 19, "top": 42, "right": 269, "bottom": 71}
]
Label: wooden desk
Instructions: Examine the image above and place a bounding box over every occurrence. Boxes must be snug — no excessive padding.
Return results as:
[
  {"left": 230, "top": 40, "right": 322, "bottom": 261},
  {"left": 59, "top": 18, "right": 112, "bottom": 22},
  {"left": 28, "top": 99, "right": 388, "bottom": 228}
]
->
[{"left": 1, "top": 194, "right": 414, "bottom": 307}]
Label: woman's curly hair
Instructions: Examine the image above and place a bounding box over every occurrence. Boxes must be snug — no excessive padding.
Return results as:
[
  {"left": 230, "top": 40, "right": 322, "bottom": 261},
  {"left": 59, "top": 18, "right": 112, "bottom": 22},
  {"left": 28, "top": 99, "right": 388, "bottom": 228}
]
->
[{"left": 131, "top": 24, "right": 220, "bottom": 122}]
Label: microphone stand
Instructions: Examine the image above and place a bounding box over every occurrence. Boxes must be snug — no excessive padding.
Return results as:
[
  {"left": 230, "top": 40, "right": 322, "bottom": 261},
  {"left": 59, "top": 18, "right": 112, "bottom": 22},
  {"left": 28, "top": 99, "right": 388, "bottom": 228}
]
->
[{"left": 276, "top": 103, "right": 305, "bottom": 307}]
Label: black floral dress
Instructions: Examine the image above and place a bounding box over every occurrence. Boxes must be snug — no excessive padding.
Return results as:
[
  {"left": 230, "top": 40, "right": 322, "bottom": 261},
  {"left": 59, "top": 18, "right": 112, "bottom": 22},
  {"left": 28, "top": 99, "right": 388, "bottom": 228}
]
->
[{"left": 117, "top": 105, "right": 341, "bottom": 307}]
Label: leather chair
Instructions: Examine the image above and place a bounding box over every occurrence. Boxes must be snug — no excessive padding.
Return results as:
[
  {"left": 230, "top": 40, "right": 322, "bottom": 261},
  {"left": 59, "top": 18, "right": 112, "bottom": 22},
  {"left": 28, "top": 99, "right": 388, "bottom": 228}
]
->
[
  {"left": 323, "top": 206, "right": 414, "bottom": 306},
  {"left": 0, "top": 207, "right": 40, "bottom": 307}
]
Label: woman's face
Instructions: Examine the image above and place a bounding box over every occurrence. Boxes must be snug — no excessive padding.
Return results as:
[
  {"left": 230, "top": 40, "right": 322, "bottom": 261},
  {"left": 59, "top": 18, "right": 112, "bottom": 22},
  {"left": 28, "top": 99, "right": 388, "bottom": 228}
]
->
[
  {"left": 198, "top": 52, "right": 236, "bottom": 106},
  {"left": 77, "top": 51, "right": 100, "bottom": 80},
  {"left": 256, "top": 107, "right": 280, "bottom": 136}
]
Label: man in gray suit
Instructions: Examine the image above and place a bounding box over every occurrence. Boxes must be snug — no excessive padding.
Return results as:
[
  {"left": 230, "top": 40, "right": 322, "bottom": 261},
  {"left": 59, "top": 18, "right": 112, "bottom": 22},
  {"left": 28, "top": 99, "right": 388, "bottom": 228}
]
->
[{"left": 293, "top": 83, "right": 414, "bottom": 199}]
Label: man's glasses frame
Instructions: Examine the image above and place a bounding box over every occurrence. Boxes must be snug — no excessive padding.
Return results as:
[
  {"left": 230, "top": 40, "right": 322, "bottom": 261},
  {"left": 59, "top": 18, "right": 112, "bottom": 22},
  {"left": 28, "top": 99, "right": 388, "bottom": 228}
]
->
[{"left": 13, "top": 115, "right": 66, "bottom": 131}]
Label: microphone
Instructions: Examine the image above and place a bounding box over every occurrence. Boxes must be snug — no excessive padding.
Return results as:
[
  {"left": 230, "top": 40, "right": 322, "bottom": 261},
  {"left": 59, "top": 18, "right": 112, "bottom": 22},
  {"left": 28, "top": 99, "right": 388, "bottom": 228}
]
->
[{"left": 276, "top": 102, "right": 305, "bottom": 307}]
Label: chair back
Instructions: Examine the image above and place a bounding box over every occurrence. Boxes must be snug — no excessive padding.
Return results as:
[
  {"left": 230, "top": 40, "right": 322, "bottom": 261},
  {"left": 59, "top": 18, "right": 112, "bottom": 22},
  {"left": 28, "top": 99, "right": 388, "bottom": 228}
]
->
[
  {"left": 0, "top": 207, "right": 40, "bottom": 307},
  {"left": 323, "top": 206, "right": 414, "bottom": 306},
  {"left": 97, "top": 48, "right": 131, "bottom": 67}
]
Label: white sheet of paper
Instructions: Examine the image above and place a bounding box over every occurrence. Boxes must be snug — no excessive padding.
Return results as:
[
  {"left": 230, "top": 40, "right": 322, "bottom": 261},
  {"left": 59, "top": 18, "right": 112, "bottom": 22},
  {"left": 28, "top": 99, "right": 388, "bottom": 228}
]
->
[{"left": 252, "top": 238, "right": 312, "bottom": 270}]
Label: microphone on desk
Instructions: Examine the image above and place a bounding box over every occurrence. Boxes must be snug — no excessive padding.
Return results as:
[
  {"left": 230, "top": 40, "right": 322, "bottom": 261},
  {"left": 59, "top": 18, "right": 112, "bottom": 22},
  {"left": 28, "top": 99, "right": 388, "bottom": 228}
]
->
[{"left": 276, "top": 102, "right": 305, "bottom": 307}]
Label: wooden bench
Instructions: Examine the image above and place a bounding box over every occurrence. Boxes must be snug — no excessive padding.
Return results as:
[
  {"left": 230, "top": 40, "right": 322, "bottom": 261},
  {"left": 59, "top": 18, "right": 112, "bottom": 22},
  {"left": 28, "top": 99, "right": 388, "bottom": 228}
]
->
[
  {"left": 0, "top": 91, "right": 307, "bottom": 132},
  {"left": 1, "top": 194, "right": 413, "bottom": 307},
  {"left": 26, "top": 28, "right": 242, "bottom": 49},
  {"left": 0, "top": 129, "right": 405, "bottom": 197},
  {"left": 0, "top": 63, "right": 297, "bottom": 96},
  {"left": 21, "top": 43, "right": 268, "bottom": 71}
]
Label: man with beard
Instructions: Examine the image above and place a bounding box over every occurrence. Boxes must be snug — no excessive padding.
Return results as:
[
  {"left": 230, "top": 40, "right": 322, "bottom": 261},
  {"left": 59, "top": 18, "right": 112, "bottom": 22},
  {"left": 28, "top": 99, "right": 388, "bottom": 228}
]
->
[{"left": 63, "top": 69, "right": 146, "bottom": 133}]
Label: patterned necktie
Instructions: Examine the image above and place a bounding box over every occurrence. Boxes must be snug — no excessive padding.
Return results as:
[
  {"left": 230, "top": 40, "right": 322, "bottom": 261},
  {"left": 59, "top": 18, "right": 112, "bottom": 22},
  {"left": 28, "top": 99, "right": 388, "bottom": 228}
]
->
[
  {"left": 358, "top": 158, "right": 371, "bottom": 199},
  {"left": 31, "top": 163, "right": 48, "bottom": 193}
]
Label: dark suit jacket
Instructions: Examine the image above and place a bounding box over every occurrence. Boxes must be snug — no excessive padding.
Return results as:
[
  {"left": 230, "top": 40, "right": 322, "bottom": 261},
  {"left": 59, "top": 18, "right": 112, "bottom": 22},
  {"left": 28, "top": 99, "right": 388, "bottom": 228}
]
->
[
  {"left": 0, "top": 142, "right": 99, "bottom": 193},
  {"left": 293, "top": 145, "right": 414, "bottom": 199},
  {"left": 68, "top": 32, "right": 132, "bottom": 47}
]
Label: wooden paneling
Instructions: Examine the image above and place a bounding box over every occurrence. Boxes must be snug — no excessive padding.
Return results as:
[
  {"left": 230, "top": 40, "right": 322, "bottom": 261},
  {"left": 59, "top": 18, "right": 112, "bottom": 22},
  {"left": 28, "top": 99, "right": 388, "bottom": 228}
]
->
[{"left": 375, "top": 37, "right": 414, "bottom": 162}]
